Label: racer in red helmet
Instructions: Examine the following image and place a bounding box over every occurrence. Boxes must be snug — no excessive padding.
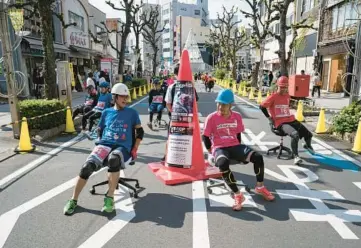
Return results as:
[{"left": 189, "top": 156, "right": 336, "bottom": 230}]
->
[{"left": 260, "top": 76, "right": 315, "bottom": 165}]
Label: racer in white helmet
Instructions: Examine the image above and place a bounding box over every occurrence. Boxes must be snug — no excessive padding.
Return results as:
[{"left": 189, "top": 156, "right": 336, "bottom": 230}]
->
[{"left": 63, "top": 83, "right": 144, "bottom": 215}]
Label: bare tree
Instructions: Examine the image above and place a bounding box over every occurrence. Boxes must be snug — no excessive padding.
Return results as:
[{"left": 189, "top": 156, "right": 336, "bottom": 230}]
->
[
  {"left": 131, "top": 4, "right": 153, "bottom": 76},
  {"left": 10, "top": 0, "right": 75, "bottom": 99},
  {"left": 142, "top": 6, "right": 164, "bottom": 76},
  {"left": 240, "top": 0, "right": 277, "bottom": 87},
  {"left": 211, "top": 6, "right": 249, "bottom": 79},
  {"left": 105, "top": 0, "right": 141, "bottom": 75}
]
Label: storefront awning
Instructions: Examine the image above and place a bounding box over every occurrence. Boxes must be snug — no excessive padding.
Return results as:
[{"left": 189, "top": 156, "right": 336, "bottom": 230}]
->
[
  {"left": 22, "top": 37, "right": 69, "bottom": 54},
  {"left": 69, "top": 45, "right": 91, "bottom": 59}
]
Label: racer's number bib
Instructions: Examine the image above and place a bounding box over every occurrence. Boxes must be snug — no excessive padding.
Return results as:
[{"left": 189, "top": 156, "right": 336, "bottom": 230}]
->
[
  {"left": 90, "top": 145, "right": 112, "bottom": 162},
  {"left": 85, "top": 99, "right": 94, "bottom": 106},
  {"left": 152, "top": 95, "right": 163, "bottom": 104},
  {"left": 274, "top": 104, "right": 291, "bottom": 118},
  {"left": 96, "top": 101, "right": 105, "bottom": 109}
]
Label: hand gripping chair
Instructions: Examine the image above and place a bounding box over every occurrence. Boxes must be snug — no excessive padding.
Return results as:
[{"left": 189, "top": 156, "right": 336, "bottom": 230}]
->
[
  {"left": 267, "top": 124, "right": 293, "bottom": 159},
  {"left": 89, "top": 130, "right": 141, "bottom": 198}
]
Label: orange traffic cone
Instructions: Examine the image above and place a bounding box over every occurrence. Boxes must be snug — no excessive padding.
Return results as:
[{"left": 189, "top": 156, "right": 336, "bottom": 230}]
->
[{"left": 148, "top": 49, "right": 221, "bottom": 185}]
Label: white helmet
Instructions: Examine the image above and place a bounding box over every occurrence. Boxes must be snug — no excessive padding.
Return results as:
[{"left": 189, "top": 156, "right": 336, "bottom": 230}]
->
[{"left": 111, "top": 83, "right": 130, "bottom": 96}]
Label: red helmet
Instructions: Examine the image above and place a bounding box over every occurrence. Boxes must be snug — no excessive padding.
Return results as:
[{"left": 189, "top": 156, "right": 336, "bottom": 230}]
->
[{"left": 277, "top": 76, "right": 289, "bottom": 87}]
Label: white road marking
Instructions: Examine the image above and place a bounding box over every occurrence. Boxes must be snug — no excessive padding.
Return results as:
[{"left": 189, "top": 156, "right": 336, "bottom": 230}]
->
[
  {"left": 0, "top": 169, "right": 104, "bottom": 248},
  {"left": 207, "top": 180, "right": 257, "bottom": 208},
  {"left": 192, "top": 181, "right": 210, "bottom": 248},
  {"left": 353, "top": 182, "right": 361, "bottom": 190},
  {"left": 267, "top": 165, "right": 361, "bottom": 240},
  {"left": 77, "top": 172, "right": 135, "bottom": 248},
  {"left": 0, "top": 135, "right": 83, "bottom": 189},
  {"left": 0, "top": 96, "right": 149, "bottom": 248}
]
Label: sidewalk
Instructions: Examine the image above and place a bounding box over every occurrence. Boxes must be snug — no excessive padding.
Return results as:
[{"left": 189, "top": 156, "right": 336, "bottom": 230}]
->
[{"left": 0, "top": 92, "right": 86, "bottom": 160}]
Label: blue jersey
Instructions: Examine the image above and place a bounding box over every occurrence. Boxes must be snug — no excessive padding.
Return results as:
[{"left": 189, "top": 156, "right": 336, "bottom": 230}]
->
[
  {"left": 94, "top": 93, "right": 112, "bottom": 111},
  {"left": 97, "top": 107, "right": 141, "bottom": 152}
]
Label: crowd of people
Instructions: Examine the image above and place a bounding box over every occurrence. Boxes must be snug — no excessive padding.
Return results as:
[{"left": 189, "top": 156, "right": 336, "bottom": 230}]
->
[{"left": 63, "top": 66, "right": 316, "bottom": 214}]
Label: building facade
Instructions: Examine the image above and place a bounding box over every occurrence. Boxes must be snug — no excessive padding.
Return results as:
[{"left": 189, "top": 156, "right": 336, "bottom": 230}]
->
[
  {"left": 88, "top": 4, "right": 107, "bottom": 70},
  {"left": 20, "top": 0, "right": 68, "bottom": 95},
  {"left": 161, "top": 0, "right": 204, "bottom": 69},
  {"left": 317, "top": 0, "right": 359, "bottom": 92},
  {"left": 174, "top": 16, "right": 210, "bottom": 65},
  {"left": 139, "top": 3, "right": 162, "bottom": 75},
  {"left": 262, "top": 3, "right": 294, "bottom": 73},
  {"left": 62, "top": 0, "right": 92, "bottom": 82}
]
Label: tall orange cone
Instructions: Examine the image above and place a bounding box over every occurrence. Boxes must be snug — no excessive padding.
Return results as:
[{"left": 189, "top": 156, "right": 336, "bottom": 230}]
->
[
  {"left": 15, "top": 117, "right": 36, "bottom": 153},
  {"left": 148, "top": 49, "right": 221, "bottom": 185}
]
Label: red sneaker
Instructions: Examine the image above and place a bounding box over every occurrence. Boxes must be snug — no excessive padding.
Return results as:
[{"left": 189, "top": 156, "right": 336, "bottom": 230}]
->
[
  {"left": 232, "top": 193, "right": 245, "bottom": 211},
  {"left": 255, "top": 186, "right": 275, "bottom": 201}
]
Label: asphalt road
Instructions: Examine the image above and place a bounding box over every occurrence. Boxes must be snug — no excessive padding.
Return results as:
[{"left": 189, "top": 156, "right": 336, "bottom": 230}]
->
[{"left": 0, "top": 82, "right": 361, "bottom": 248}]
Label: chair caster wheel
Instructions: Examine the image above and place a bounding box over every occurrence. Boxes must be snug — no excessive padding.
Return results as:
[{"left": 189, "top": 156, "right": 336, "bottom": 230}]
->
[
  {"left": 135, "top": 183, "right": 140, "bottom": 188},
  {"left": 89, "top": 188, "right": 95, "bottom": 194},
  {"left": 207, "top": 188, "right": 212, "bottom": 194},
  {"left": 245, "top": 186, "right": 251, "bottom": 193}
]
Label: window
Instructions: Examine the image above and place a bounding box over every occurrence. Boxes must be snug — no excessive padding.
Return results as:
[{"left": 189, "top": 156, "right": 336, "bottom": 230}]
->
[
  {"left": 331, "top": 1, "right": 358, "bottom": 31},
  {"left": 302, "top": 0, "right": 314, "bottom": 13},
  {"left": 275, "top": 22, "right": 280, "bottom": 35},
  {"left": 164, "top": 28, "right": 170, "bottom": 33},
  {"left": 95, "top": 25, "right": 104, "bottom": 35},
  {"left": 164, "top": 38, "right": 170, "bottom": 43},
  {"left": 163, "top": 48, "right": 170, "bottom": 52},
  {"left": 286, "top": 15, "right": 293, "bottom": 35},
  {"left": 194, "top": 10, "right": 200, "bottom": 15},
  {"left": 68, "top": 11, "right": 84, "bottom": 31},
  {"left": 164, "top": 19, "right": 169, "bottom": 25},
  {"left": 180, "top": 7, "right": 187, "bottom": 11},
  {"left": 163, "top": 9, "right": 169, "bottom": 15}
]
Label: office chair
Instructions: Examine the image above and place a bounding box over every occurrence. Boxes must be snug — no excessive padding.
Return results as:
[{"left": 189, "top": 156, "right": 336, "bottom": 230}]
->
[
  {"left": 206, "top": 159, "right": 252, "bottom": 197},
  {"left": 89, "top": 130, "right": 142, "bottom": 198},
  {"left": 267, "top": 124, "right": 293, "bottom": 159},
  {"left": 89, "top": 158, "right": 141, "bottom": 198}
]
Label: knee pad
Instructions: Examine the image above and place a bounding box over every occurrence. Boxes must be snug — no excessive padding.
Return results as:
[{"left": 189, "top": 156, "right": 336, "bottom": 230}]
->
[
  {"left": 289, "top": 131, "right": 300, "bottom": 140},
  {"left": 79, "top": 161, "right": 96, "bottom": 180},
  {"left": 215, "top": 156, "right": 230, "bottom": 172},
  {"left": 108, "top": 151, "right": 124, "bottom": 172},
  {"left": 250, "top": 152, "right": 263, "bottom": 165}
]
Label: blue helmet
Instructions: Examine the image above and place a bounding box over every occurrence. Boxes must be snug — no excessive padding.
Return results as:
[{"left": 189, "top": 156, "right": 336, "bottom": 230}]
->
[
  {"left": 152, "top": 78, "right": 160, "bottom": 84},
  {"left": 99, "top": 81, "right": 109, "bottom": 88},
  {"left": 215, "top": 89, "right": 234, "bottom": 104}
]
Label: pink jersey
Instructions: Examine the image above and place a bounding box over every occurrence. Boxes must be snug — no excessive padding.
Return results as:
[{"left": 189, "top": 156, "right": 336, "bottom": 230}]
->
[{"left": 203, "top": 111, "right": 245, "bottom": 152}]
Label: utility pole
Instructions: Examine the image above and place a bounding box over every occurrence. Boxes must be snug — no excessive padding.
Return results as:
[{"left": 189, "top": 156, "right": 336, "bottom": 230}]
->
[
  {"left": 0, "top": 0, "right": 20, "bottom": 138},
  {"left": 351, "top": 20, "right": 361, "bottom": 104}
]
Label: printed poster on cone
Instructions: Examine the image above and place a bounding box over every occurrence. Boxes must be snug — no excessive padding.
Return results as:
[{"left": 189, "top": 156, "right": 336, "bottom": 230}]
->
[{"left": 167, "top": 82, "right": 195, "bottom": 168}]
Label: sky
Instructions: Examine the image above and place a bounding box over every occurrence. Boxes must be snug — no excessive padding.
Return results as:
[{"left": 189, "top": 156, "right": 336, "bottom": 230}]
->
[{"left": 88, "top": 0, "right": 251, "bottom": 26}]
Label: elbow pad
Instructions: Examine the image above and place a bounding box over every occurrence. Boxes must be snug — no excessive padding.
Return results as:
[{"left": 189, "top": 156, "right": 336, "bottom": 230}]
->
[
  {"left": 202, "top": 135, "right": 212, "bottom": 150},
  {"left": 135, "top": 127, "right": 144, "bottom": 140}
]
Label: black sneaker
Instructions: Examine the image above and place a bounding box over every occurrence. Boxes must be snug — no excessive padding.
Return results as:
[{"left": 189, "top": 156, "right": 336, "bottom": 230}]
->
[{"left": 303, "top": 144, "right": 315, "bottom": 154}]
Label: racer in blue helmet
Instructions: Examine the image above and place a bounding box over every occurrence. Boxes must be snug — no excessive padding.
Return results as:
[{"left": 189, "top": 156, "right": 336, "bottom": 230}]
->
[
  {"left": 148, "top": 78, "right": 166, "bottom": 129},
  {"left": 202, "top": 89, "right": 275, "bottom": 211},
  {"left": 82, "top": 80, "right": 112, "bottom": 134}
]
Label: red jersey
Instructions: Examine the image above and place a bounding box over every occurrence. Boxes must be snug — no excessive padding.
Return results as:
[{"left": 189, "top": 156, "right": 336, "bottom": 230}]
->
[{"left": 260, "top": 92, "right": 295, "bottom": 128}]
